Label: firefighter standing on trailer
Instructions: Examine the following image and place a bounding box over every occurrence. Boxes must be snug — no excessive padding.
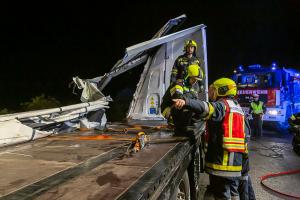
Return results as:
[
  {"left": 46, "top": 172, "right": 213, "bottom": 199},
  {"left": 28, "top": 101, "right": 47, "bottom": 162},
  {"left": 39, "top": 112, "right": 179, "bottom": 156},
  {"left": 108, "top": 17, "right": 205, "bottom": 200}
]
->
[
  {"left": 249, "top": 94, "right": 266, "bottom": 138},
  {"left": 161, "top": 64, "right": 203, "bottom": 136},
  {"left": 173, "top": 78, "right": 250, "bottom": 200},
  {"left": 171, "top": 40, "right": 204, "bottom": 92}
]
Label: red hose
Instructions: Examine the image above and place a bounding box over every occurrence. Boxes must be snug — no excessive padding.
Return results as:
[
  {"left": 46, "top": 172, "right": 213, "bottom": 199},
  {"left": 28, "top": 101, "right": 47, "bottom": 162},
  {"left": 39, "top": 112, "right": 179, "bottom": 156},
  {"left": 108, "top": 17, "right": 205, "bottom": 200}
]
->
[{"left": 260, "top": 169, "right": 300, "bottom": 199}]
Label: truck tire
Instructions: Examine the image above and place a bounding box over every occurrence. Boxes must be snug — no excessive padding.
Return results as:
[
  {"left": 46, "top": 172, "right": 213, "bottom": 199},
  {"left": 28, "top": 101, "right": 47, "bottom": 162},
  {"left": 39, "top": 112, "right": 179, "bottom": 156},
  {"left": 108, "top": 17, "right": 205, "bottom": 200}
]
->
[{"left": 175, "top": 171, "right": 191, "bottom": 200}]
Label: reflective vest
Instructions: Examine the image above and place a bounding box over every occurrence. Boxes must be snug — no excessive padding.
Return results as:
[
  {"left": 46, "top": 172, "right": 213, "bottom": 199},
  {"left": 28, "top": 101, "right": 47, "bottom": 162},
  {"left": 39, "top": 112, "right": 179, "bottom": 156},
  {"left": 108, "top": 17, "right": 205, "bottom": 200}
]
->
[
  {"left": 204, "top": 99, "right": 245, "bottom": 177},
  {"left": 251, "top": 101, "right": 264, "bottom": 114},
  {"left": 222, "top": 99, "right": 246, "bottom": 153}
]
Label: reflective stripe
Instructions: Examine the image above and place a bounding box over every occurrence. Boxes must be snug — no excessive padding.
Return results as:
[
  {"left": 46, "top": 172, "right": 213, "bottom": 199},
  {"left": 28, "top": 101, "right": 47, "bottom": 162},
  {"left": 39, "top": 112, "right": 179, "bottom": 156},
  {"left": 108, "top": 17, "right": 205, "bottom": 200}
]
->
[
  {"left": 162, "top": 107, "right": 171, "bottom": 118},
  {"left": 206, "top": 162, "right": 242, "bottom": 171},
  {"left": 205, "top": 168, "right": 241, "bottom": 177},
  {"left": 291, "top": 115, "right": 296, "bottom": 120},
  {"left": 229, "top": 152, "right": 234, "bottom": 166},
  {"left": 175, "top": 89, "right": 183, "bottom": 94},
  {"left": 229, "top": 112, "right": 233, "bottom": 138},
  {"left": 223, "top": 150, "right": 228, "bottom": 165},
  {"left": 242, "top": 115, "right": 245, "bottom": 138},
  {"left": 170, "top": 85, "right": 183, "bottom": 95},
  {"left": 223, "top": 138, "right": 245, "bottom": 142},
  {"left": 245, "top": 143, "right": 248, "bottom": 154},
  {"left": 223, "top": 144, "right": 245, "bottom": 149},
  {"left": 183, "top": 86, "right": 189, "bottom": 92},
  {"left": 207, "top": 103, "right": 215, "bottom": 118},
  {"left": 240, "top": 175, "right": 248, "bottom": 181}
]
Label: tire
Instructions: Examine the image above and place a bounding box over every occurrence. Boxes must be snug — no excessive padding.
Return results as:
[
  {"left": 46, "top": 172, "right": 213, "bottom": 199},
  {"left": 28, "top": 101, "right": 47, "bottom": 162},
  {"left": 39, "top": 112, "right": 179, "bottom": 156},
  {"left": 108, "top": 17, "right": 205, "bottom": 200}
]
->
[{"left": 175, "top": 171, "right": 191, "bottom": 200}]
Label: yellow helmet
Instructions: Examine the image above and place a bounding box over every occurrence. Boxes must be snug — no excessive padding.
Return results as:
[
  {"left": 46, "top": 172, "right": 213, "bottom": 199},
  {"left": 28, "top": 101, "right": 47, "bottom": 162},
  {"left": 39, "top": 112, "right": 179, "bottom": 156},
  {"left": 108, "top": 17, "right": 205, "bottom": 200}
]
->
[
  {"left": 187, "top": 64, "right": 203, "bottom": 80},
  {"left": 212, "top": 78, "right": 237, "bottom": 96},
  {"left": 184, "top": 40, "right": 197, "bottom": 51}
]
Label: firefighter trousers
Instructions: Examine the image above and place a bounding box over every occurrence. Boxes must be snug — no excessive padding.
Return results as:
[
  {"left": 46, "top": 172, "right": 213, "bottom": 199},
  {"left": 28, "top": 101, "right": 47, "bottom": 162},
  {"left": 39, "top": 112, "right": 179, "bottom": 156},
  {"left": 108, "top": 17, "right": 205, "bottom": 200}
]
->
[
  {"left": 252, "top": 116, "right": 263, "bottom": 137},
  {"left": 210, "top": 175, "right": 240, "bottom": 200}
]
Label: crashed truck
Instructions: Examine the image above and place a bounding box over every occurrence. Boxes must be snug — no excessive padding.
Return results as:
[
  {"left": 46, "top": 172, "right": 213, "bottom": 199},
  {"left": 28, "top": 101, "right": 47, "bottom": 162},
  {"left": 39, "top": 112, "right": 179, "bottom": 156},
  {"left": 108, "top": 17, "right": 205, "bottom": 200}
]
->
[{"left": 0, "top": 15, "right": 208, "bottom": 200}]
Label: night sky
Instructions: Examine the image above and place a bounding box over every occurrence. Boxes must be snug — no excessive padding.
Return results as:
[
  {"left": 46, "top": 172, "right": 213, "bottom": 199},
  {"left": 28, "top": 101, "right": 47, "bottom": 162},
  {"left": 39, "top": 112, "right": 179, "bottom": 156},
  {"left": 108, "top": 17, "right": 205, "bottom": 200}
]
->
[{"left": 1, "top": 1, "right": 300, "bottom": 111}]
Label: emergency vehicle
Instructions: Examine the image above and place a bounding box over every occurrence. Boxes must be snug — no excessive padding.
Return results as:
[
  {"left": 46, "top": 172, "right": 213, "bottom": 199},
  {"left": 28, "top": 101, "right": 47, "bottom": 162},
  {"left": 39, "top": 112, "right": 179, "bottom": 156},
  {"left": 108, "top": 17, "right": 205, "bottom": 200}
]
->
[{"left": 232, "top": 64, "right": 300, "bottom": 123}]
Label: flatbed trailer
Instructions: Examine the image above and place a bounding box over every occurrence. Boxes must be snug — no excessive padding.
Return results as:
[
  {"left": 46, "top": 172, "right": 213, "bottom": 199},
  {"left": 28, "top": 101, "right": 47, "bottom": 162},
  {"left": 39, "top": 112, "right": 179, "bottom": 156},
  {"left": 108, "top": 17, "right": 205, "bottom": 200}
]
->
[{"left": 0, "top": 123, "right": 204, "bottom": 200}]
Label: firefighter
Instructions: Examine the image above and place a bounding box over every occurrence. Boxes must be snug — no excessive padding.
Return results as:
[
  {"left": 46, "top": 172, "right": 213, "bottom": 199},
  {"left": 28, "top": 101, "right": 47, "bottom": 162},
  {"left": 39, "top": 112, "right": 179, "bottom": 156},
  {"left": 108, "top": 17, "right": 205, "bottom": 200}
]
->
[
  {"left": 289, "top": 112, "right": 300, "bottom": 155},
  {"left": 171, "top": 39, "right": 204, "bottom": 92},
  {"left": 173, "top": 78, "right": 248, "bottom": 200},
  {"left": 288, "top": 112, "right": 300, "bottom": 135},
  {"left": 161, "top": 64, "right": 203, "bottom": 136},
  {"left": 249, "top": 94, "right": 266, "bottom": 138},
  {"left": 288, "top": 112, "right": 300, "bottom": 127}
]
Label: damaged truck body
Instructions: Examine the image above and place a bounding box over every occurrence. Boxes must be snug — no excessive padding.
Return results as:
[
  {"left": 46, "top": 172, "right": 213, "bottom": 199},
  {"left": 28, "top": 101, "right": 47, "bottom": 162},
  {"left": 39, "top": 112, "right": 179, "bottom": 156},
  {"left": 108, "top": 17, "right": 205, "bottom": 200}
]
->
[{"left": 0, "top": 15, "right": 208, "bottom": 200}]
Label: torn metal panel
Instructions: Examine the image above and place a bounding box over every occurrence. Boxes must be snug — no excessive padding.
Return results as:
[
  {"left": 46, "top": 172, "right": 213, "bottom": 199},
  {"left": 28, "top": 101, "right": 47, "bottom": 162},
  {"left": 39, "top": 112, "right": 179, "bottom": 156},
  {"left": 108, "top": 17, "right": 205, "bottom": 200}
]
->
[
  {"left": 152, "top": 14, "right": 187, "bottom": 38},
  {"left": 72, "top": 77, "right": 105, "bottom": 102},
  {"left": 0, "top": 99, "right": 109, "bottom": 122},
  {"left": 123, "top": 24, "right": 206, "bottom": 64},
  {"left": 97, "top": 55, "right": 148, "bottom": 91},
  {"left": 71, "top": 17, "right": 207, "bottom": 122},
  {"left": 127, "top": 25, "right": 208, "bottom": 122},
  {"left": 73, "top": 15, "right": 187, "bottom": 98},
  {"left": 0, "top": 99, "right": 110, "bottom": 147},
  {"left": 0, "top": 119, "right": 54, "bottom": 148}
]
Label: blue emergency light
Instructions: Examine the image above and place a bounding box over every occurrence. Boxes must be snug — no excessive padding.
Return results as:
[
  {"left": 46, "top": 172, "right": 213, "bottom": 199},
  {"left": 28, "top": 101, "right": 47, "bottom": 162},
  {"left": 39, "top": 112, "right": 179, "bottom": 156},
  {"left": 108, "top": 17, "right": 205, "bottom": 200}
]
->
[
  {"left": 271, "top": 62, "right": 277, "bottom": 70},
  {"left": 238, "top": 65, "right": 244, "bottom": 71},
  {"left": 248, "top": 64, "right": 261, "bottom": 69}
]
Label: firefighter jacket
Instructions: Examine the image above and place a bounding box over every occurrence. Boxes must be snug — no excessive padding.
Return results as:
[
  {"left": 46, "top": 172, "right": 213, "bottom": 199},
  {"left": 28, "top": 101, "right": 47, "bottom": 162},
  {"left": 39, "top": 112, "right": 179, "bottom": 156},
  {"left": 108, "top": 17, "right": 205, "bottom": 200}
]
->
[
  {"left": 171, "top": 54, "right": 201, "bottom": 84},
  {"left": 242, "top": 119, "right": 251, "bottom": 175},
  {"left": 288, "top": 112, "right": 300, "bottom": 126},
  {"left": 161, "top": 81, "right": 200, "bottom": 135},
  {"left": 184, "top": 97, "right": 246, "bottom": 177}
]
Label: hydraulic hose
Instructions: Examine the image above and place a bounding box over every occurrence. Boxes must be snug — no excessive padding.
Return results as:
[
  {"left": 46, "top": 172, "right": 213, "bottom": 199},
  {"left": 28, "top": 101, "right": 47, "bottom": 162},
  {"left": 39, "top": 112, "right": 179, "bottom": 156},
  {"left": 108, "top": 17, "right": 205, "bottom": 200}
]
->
[{"left": 260, "top": 169, "right": 300, "bottom": 199}]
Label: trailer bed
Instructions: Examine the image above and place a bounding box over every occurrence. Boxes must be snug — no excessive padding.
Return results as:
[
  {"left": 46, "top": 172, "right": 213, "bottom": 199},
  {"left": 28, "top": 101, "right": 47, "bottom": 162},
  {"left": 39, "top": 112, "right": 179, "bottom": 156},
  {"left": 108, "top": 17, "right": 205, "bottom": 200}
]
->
[{"left": 0, "top": 129, "right": 184, "bottom": 200}]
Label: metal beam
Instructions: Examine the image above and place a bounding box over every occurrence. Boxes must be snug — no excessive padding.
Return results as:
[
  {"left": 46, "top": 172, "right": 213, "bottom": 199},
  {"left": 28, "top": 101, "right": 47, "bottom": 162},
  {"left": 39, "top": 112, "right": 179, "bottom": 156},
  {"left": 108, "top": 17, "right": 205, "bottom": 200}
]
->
[{"left": 123, "top": 24, "right": 207, "bottom": 63}]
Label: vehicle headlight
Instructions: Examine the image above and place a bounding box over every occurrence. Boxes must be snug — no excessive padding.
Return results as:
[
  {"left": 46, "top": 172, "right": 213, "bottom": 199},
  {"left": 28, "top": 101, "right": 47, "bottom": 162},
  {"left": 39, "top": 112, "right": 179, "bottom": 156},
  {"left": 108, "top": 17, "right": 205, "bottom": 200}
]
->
[{"left": 268, "top": 110, "right": 278, "bottom": 115}]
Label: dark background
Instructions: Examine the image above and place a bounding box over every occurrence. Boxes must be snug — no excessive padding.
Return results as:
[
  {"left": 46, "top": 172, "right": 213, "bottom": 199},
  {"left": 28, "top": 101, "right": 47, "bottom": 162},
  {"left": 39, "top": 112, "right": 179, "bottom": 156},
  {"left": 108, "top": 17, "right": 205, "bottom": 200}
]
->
[{"left": 1, "top": 1, "right": 300, "bottom": 113}]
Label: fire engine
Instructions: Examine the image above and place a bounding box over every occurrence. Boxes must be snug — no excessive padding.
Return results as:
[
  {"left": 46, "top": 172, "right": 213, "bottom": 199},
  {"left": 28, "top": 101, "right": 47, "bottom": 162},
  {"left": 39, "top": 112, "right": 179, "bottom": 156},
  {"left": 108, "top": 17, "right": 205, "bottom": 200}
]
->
[{"left": 232, "top": 63, "right": 300, "bottom": 123}]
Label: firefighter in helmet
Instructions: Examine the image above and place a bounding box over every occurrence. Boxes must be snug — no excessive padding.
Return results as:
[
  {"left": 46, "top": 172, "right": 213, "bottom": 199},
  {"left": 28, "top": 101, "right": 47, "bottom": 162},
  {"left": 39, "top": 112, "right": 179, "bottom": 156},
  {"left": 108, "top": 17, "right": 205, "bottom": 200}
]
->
[
  {"left": 171, "top": 39, "right": 204, "bottom": 92},
  {"left": 288, "top": 112, "right": 300, "bottom": 127},
  {"left": 173, "top": 78, "right": 254, "bottom": 200},
  {"left": 249, "top": 94, "right": 266, "bottom": 138},
  {"left": 161, "top": 64, "right": 203, "bottom": 136}
]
